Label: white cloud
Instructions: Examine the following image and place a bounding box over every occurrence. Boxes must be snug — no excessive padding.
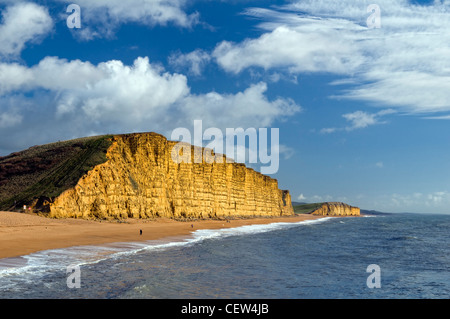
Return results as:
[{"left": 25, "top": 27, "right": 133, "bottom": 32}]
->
[
  {"left": 427, "top": 191, "right": 448, "bottom": 205},
  {"left": 53, "top": 57, "right": 190, "bottom": 123},
  {"left": 375, "top": 162, "right": 384, "bottom": 168},
  {"left": 0, "top": 62, "right": 33, "bottom": 93},
  {"left": 344, "top": 109, "right": 396, "bottom": 131},
  {"left": 0, "top": 2, "right": 53, "bottom": 58},
  {"left": 424, "top": 114, "right": 450, "bottom": 120},
  {"left": 212, "top": 0, "right": 450, "bottom": 116},
  {"left": 320, "top": 109, "right": 395, "bottom": 133},
  {"left": 0, "top": 56, "right": 190, "bottom": 125},
  {"left": 351, "top": 190, "right": 450, "bottom": 213},
  {"left": 343, "top": 111, "right": 377, "bottom": 130},
  {"left": 213, "top": 24, "right": 364, "bottom": 75},
  {"left": 342, "top": 71, "right": 450, "bottom": 114},
  {"left": 55, "top": 0, "right": 199, "bottom": 40},
  {"left": 389, "top": 191, "right": 450, "bottom": 211},
  {"left": 168, "top": 49, "right": 211, "bottom": 76},
  {"left": 0, "top": 111, "right": 22, "bottom": 128},
  {"left": 0, "top": 56, "right": 300, "bottom": 153},
  {"left": 180, "top": 82, "right": 300, "bottom": 128},
  {"left": 297, "top": 193, "right": 306, "bottom": 201}
]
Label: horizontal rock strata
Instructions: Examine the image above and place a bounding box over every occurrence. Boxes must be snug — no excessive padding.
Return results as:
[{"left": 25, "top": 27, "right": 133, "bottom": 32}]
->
[
  {"left": 48, "top": 133, "right": 294, "bottom": 219},
  {"left": 311, "top": 202, "right": 360, "bottom": 216}
]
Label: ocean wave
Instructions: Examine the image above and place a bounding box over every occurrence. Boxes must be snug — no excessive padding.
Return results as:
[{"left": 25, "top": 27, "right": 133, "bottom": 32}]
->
[
  {"left": 190, "top": 217, "right": 333, "bottom": 242},
  {"left": 0, "top": 217, "right": 333, "bottom": 282}
]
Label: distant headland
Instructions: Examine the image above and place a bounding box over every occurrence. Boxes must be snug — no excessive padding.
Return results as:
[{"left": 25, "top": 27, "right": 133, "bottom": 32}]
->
[{"left": 293, "top": 202, "right": 360, "bottom": 216}]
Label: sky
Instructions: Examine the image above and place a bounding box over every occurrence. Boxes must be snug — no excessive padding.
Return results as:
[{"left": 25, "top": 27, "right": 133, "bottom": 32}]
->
[{"left": 0, "top": 0, "right": 449, "bottom": 214}]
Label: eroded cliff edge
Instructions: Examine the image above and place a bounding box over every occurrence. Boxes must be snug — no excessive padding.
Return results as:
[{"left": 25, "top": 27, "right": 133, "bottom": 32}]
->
[{"left": 46, "top": 133, "right": 294, "bottom": 219}]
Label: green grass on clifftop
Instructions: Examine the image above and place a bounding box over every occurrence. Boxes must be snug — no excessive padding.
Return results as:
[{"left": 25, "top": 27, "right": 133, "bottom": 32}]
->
[
  {"left": 293, "top": 202, "right": 324, "bottom": 214},
  {"left": 0, "top": 135, "right": 113, "bottom": 211}
]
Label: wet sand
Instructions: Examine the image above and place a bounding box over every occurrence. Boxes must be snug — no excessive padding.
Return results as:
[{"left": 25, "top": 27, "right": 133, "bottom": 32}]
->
[{"left": 0, "top": 211, "right": 321, "bottom": 259}]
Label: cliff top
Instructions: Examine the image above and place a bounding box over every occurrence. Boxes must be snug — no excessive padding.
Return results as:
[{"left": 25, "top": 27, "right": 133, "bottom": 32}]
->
[
  {"left": 293, "top": 202, "right": 324, "bottom": 214},
  {"left": 0, "top": 132, "right": 276, "bottom": 212},
  {"left": 0, "top": 134, "right": 113, "bottom": 211},
  {"left": 293, "top": 202, "right": 360, "bottom": 215}
]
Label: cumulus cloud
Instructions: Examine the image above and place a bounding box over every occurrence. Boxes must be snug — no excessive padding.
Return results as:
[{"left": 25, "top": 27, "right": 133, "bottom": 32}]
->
[
  {"left": 212, "top": 0, "right": 450, "bottom": 117},
  {"left": 168, "top": 49, "right": 211, "bottom": 76},
  {"left": 0, "top": 2, "right": 53, "bottom": 58},
  {"left": 180, "top": 82, "right": 299, "bottom": 128},
  {"left": 0, "top": 62, "right": 33, "bottom": 93},
  {"left": 0, "top": 56, "right": 300, "bottom": 154},
  {"left": 54, "top": 0, "right": 199, "bottom": 40},
  {"left": 48, "top": 57, "right": 191, "bottom": 123}
]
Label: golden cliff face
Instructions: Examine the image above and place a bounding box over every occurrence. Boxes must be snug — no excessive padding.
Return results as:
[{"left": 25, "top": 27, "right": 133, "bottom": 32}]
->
[
  {"left": 311, "top": 202, "right": 360, "bottom": 216},
  {"left": 49, "top": 133, "right": 294, "bottom": 219}
]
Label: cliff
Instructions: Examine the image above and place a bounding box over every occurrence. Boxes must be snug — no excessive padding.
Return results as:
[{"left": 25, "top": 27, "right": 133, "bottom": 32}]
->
[
  {"left": 0, "top": 135, "right": 112, "bottom": 211},
  {"left": 310, "top": 202, "right": 360, "bottom": 216},
  {"left": 1, "top": 133, "right": 294, "bottom": 219}
]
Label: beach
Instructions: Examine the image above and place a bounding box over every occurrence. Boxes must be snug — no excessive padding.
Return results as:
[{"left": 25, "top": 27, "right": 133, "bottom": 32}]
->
[
  {"left": 1, "top": 212, "right": 448, "bottom": 299},
  {"left": 0, "top": 211, "right": 321, "bottom": 259}
]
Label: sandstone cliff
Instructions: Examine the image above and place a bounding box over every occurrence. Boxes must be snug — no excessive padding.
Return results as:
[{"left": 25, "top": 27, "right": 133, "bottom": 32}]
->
[
  {"left": 45, "top": 133, "right": 294, "bottom": 219},
  {"left": 310, "top": 202, "right": 360, "bottom": 216}
]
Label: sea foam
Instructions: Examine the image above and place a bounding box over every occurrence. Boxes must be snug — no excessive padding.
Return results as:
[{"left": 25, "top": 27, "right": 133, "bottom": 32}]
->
[{"left": 0, "top": 217, "right": 333, "bottom": 282}]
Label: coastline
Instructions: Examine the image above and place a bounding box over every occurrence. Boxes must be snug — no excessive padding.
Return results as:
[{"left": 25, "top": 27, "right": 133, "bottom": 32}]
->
[{"left": 0, "top": 211, "right": 322, "bottom": 259}]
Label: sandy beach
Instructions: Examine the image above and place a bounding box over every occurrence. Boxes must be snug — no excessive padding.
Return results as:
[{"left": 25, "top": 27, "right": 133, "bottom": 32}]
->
[{"left": 0, "top": 211, "right": 321, "bottom": 259}]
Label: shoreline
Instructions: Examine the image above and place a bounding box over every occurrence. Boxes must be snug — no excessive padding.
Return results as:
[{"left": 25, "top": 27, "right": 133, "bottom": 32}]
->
[{"left": 0, "top": 211, "right": 323, "bottom": 260}]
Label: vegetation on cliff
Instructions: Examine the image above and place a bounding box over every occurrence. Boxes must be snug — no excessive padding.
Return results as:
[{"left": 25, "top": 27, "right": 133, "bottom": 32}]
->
[
  {"left": 293, "top": 202, "right": 324, "bottom": 214},
  {"left": 1, "top": 133, "right": 293, "bottom": 220},
  {"left": 293, "top": 202, "right": 360, "bottom": 216},
  {"left": 0, "top": 135, "right": 113, "bottom": 211}
]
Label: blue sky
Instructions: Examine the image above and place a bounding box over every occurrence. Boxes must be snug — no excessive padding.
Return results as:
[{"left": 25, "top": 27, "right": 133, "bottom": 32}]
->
[{"left": 1, "top": 0, "right": 450, "bottom": 214}]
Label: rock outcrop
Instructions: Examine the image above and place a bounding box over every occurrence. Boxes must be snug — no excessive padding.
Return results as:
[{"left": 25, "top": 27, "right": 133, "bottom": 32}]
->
[
  {"left": 47, "top": 133, "right": 294, "bottom": 219},
  {"left": 310, "top": 202, "right": 360, "bottom": 216}
]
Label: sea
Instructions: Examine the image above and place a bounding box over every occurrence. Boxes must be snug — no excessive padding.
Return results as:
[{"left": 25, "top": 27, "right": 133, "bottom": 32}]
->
[{"left": 0, "top": 213, "right": 449, "bottom": 300}]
